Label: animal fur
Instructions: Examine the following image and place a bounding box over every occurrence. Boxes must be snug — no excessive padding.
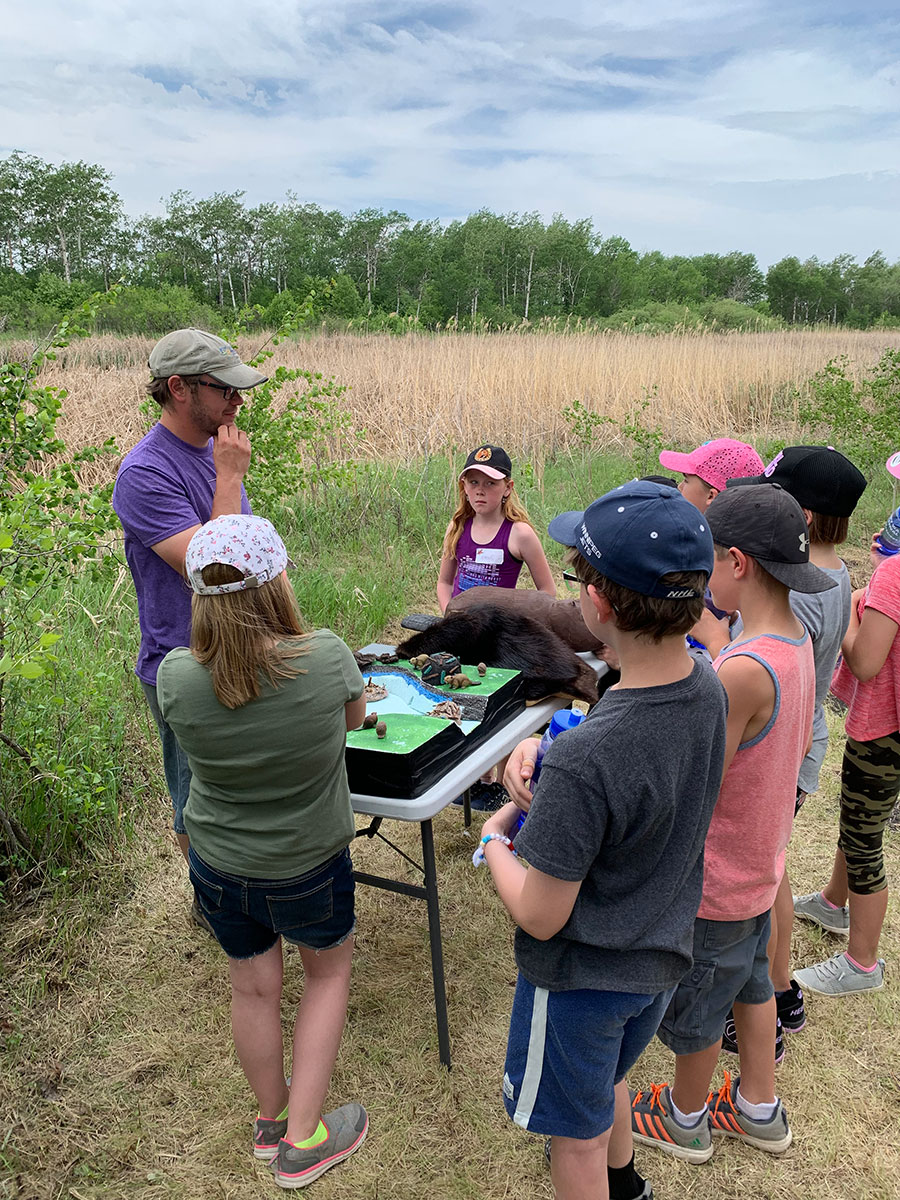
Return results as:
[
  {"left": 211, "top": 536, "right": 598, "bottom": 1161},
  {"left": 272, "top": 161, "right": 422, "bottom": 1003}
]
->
[
  {"left": 446, "top": 586, "right": 604, "bottom": 653},
  {"left": 397, "top": 605, "right": 601, "bottom": 704}
]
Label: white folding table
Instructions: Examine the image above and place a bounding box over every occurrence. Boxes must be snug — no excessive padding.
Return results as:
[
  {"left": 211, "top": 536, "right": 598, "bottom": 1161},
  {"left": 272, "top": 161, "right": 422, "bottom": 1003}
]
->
[{"left": 349, "top": 649, "right": 607, "bottom": 1069}]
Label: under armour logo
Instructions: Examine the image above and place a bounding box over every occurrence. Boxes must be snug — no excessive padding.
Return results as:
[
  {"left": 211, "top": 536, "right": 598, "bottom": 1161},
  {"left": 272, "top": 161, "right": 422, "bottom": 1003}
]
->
[{"left": 799, "top": 532, "right": 809, "bottom": 553}]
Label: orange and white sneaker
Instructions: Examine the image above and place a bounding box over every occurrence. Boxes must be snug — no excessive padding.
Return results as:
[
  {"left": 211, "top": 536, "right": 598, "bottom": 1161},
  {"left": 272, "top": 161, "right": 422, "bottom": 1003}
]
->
[
  {"left": 707, "top": 1071, "right": 792, "bottom": 1154},
  {"left": 630, "top": 1082, "right": 713, "bottom": 1164}
]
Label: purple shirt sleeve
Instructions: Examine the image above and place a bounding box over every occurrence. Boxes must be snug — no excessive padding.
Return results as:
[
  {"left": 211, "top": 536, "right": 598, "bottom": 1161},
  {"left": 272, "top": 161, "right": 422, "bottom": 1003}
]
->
[{"left": 113, "top": 462, "right": 206, "bottom": 547}]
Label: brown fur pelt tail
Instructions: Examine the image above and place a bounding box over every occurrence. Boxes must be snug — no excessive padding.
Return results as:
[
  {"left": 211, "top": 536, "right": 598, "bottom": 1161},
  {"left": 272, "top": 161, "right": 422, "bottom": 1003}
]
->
[{"left": 397, "top": 605, "right": 600, "bottom": 705}]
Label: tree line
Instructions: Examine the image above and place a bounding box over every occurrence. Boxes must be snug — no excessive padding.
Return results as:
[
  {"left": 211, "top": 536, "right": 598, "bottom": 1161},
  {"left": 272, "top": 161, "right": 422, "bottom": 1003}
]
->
[{"left": 2, "top": 151, "right": 899, "bottom": 334}]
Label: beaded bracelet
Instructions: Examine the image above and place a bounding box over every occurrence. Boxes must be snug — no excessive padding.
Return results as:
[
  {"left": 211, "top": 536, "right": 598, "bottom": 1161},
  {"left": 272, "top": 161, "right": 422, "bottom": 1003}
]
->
[{"left": 472, "top": 832, "right": 517, "bottom": 868}]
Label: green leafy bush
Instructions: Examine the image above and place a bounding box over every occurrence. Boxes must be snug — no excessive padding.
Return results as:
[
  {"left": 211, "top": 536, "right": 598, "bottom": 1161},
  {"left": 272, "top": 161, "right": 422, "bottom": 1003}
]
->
[
  {"left": 0, "top": 292, "right": 124, "bottom": 883},
  {"left": 799, "top": 349, "right": 900, "bottom": 472},
  {"left": 217, "top": 297, "right": 365, "bottom": 519}
]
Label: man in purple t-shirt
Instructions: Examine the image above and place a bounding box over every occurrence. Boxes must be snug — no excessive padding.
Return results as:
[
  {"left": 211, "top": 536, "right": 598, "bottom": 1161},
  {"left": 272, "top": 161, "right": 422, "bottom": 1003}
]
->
[{"left": 113, "top": 330, "right": 267, "bottom": 900}]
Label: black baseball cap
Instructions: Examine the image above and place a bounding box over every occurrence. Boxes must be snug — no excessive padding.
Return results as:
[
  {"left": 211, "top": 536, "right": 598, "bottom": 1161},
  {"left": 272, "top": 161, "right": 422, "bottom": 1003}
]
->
[
  {"left": 460, "top": 445, "right": 512, "bottom": 479},
  {"left": 726, "top": 445, "right": 866, "bottom": 517},
  {"left": 548, "top": 480, "right": 713, "bottom": 599},
  {"left": 707, "top": 483, "right": 837, "bottom": 594}
]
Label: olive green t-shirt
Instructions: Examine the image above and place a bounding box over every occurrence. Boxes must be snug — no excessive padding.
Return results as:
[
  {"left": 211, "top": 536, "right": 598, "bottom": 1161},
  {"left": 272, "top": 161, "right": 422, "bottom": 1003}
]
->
[{"left": 157, "top": 629, "right": 364, "bottom": 879}]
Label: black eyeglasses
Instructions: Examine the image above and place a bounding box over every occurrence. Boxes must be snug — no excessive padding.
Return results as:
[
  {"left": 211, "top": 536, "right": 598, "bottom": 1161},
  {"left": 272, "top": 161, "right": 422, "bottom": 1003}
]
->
[
  {"left": 198, "top": 378, "right": 242, "bottom": 400},
  {"left": 563, "top": 569, "right": 620, "bottom": 613}
]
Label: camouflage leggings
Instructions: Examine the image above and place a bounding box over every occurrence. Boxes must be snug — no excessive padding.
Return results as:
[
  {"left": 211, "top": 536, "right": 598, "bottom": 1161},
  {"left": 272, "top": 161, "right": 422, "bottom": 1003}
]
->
[{"left": 839, "top": 732, "right": 900, "bottom": 895}]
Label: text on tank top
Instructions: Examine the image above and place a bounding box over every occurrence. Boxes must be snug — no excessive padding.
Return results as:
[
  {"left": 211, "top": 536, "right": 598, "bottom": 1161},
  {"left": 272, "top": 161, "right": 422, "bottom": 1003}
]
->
[{"left": 451, "top": 517, "right": 524, "bottom": 596}]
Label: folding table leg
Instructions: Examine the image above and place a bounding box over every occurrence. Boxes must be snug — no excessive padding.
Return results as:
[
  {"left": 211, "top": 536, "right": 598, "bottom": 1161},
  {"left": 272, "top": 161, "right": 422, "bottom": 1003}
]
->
[{"left": 420, "top": 818, "right": 451, "bottom": 1069}]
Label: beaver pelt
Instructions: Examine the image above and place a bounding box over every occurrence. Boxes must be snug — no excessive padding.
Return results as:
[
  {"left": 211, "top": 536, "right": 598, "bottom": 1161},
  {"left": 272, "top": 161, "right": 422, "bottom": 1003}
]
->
[{"left": 397, "top": 605, "right": 600, "bottom": 705}]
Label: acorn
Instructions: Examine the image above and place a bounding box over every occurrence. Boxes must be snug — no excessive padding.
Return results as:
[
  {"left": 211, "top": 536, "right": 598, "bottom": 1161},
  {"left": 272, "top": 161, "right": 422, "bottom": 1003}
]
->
[
  {"left": 362, "top": 712, "right": 378, "bottom": 729},
  {"left": 376, "top": 720, "right": 387, "bottom": 739},
  {"left": 477, "top": 662, "right": 487, "bottom": 676}
]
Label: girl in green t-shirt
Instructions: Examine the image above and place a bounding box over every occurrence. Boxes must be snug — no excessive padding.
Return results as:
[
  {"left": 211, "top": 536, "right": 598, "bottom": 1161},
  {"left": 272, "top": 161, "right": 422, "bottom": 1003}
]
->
[{"left": 158, "top": 514, "right": 368, "bottom": 1188}]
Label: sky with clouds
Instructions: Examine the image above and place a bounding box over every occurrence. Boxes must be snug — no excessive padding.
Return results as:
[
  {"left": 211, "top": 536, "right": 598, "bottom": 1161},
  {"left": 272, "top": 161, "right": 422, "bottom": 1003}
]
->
[{"left": 4, "top": 1, "right": 900, "bottom": 267}]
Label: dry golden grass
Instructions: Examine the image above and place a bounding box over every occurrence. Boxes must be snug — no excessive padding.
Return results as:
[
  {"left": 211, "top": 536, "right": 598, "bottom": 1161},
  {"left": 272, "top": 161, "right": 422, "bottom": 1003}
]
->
[
  {"left": 1, "top": 704, "right": 897, "bottom": 1200},
  {"left": 9, "top": 327, "right": 900, "bottom": 482}
]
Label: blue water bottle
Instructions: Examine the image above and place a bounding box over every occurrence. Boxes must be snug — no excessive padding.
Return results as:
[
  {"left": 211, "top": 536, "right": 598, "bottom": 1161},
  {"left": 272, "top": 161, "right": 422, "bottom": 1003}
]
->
[
  {"left": 875, "top": 506, "right": 900, "bottom": 557},
  {"left": 513, "top": 709, "right": 586, "bottom": 833}
]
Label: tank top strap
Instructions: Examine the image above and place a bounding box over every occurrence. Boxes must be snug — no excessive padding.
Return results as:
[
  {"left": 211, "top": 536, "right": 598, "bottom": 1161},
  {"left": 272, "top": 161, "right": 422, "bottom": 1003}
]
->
[{"left": 494, "top": 517, "right": 514, "bottom": 555}]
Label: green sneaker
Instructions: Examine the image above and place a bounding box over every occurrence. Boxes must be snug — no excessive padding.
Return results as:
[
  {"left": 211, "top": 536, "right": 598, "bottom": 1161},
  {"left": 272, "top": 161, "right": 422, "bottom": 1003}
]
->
[
  {"left": 793, "top": 951, "right": 885, "bottom": 996},
  {"left": 630, "top": 1082, "right": 713, "bottom": 1164},
  {"left": 270, "top": 1104, "right": 368, "bottom": 1188},
  {"left": 708, "top": 1072, "right": 792, "bottom": 1154}
]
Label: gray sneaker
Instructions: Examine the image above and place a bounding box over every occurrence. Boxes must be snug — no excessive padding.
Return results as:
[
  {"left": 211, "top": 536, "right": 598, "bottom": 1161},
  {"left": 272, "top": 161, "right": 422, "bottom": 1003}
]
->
[
  {"left": 270, "top": 1104, "right": 368, "bottom": 1188},
  {"left": 253, "top": 1077, "right": 292, "bottom": 1160},
  {"left": 630, "top": 1083, "right": 713, "bottom": 1163},
  {"left": 792, "top": 890, "right": 849, "bottom": 935},
  {"left": 254, "top": 1114, "right": 288, "bottom": 1160},
  {"left": 708, "top": 1073, "right": 792, "bottom": 1154},
  {"left": 793, "top": 952, "right": 885, "bottom": 996}
]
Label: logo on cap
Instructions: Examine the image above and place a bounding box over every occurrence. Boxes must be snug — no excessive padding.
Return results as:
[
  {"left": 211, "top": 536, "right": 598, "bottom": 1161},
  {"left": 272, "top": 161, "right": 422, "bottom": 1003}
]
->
[
  {"left": 475, "top": 447, "right": 492, "bottom": 462},
  {"left": 764, "top": 451, "right": 783, "bottom": 478}
]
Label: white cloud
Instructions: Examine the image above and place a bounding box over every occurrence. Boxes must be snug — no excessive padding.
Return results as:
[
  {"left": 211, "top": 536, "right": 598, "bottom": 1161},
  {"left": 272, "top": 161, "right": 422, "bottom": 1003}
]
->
[{"left": 1, "top": 1, "right": 899, "bottom": 264}]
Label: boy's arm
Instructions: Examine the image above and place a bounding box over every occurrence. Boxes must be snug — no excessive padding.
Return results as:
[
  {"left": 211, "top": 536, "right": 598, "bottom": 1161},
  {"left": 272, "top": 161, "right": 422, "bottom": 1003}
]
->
[
  {"left": 480, "top": 802, "right": 581, "bottom": 940},
  {"left": 715, "top": 654, "right": 776, "bottom": 779}
]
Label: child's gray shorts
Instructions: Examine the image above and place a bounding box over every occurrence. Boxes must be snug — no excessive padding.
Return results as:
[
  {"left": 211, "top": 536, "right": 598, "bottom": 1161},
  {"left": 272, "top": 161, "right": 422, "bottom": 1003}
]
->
[{"left": 657, "top": 911, "right": 773, "bottom": 1055}]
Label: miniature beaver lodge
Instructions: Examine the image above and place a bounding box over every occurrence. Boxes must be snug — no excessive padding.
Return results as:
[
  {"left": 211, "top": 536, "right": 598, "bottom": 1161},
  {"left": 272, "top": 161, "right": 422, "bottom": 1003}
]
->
[
  {"left": 420, "top": 651, "right": 461, "bottom": 686},
  {"left": 397, "top": 604, "right": 603, "bottom": 704},
  {"left": 427, "top": 699, "right": 462, "bottom": 722},
  {"left": 363, "top": 677, "right": 389, "bottom": 702}
]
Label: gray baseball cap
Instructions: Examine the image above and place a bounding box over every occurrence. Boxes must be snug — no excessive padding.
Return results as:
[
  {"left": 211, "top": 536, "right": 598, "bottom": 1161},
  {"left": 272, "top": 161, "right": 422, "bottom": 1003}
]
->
[
  {"left": 706, "top": 482, "right": 838, "bottom": 594},
  {"left": 148, "top": 329, "right": 268, "bottom": 388}
]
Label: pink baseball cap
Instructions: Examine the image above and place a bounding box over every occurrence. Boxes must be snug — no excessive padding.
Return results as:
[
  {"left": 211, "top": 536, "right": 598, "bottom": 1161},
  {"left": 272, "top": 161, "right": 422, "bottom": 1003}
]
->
[
  {"left": 886, "top": 450, "right": 900, "bottom": 480},
  {"left": 659, "top": 438, "right": 765, "bottom": 492}
]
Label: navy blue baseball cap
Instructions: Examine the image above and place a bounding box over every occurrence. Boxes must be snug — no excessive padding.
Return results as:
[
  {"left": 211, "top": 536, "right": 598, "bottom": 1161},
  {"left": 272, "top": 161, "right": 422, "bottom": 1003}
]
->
[{"left": 548, "top": 480, "right": 714, "bottom": 599}]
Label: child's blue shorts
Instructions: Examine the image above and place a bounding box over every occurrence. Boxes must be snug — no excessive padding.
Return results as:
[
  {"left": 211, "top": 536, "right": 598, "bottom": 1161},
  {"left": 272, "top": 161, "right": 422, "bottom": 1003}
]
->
[{"left": 502, "top": 975, "right": 673, "bottom": 1139}]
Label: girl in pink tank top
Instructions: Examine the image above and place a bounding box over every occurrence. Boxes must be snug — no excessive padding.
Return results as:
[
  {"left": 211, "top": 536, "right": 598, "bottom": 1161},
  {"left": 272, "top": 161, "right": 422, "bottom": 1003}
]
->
[{"left": 436, "top": 444, "right": 556, "bottom": 612}]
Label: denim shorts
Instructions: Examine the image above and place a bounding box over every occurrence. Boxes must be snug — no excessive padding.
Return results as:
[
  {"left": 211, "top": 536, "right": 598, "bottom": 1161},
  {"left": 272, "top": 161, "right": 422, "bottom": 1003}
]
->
[
  {"left": 141, "top": 680, "right": 190, "bottom": 835},
  {"left": 188, "top": 846, "right": 356, "bottom": 960},
  {"left": 657, "top": 911, "right": 773, "bottom": 1055},
  {"left": 502, "top": 977, "right": 674, "bottom": 1139}
]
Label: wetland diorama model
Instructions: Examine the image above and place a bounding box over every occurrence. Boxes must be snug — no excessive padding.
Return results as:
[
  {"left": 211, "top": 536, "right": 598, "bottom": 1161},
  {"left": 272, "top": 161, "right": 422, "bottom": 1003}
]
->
[{"left": 344, "top": 652, "right": 525, "bottom": 797}]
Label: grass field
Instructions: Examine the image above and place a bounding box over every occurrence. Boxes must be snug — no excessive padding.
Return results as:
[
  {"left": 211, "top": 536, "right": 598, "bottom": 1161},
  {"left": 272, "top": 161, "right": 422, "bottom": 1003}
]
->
[
  {"left": 6, "top": 326, "right": 900, "bottom": 482},
  {"left": 1, "top": 707, "right": 897, "bottom": 1200},
  {"left": 1, "top": 329, "right": 898, "bottom": 1199}
]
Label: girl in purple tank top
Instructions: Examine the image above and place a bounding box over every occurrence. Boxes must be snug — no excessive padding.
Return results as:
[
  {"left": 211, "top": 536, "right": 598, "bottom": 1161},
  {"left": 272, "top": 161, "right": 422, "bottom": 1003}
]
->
[{"left": 437, "top": 444, "right": 556, "bottom": 613}]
